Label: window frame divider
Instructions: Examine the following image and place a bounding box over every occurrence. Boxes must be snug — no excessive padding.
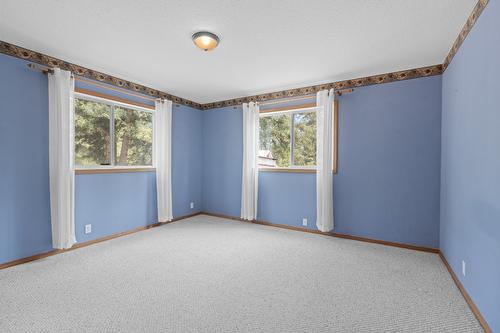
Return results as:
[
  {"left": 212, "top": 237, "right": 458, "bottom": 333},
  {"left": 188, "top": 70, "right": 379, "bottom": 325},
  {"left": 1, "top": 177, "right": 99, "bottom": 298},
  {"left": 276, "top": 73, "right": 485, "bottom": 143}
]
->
[
  {"left": 110, "top": 105, "right": 116, "bottom": 166},
  {"left": 290, "top": 114, "right": 295, "bottom": 167}
]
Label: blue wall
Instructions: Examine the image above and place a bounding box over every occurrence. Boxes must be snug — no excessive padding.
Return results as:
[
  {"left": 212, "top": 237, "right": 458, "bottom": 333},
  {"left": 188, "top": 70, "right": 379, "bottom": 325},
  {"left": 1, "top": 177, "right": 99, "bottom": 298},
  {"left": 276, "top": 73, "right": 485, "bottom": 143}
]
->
[
  {"left": 0, "top": 54, "right": 53, "bottom": 263},
  {"left": 171, "top": 104, "right": 203, "bottom": 217},
  {"left": 202, "top": 106, "right": 243, "bottom": 217},
  {"left": 334, "top": 76, "right": 442, "bottom": 247},
  {"left": 258, "top": 172, "right": 316, "bottom": 228},
  {"left": 75, "top": 172, "right": 157, "bottom": 242},
  {"left": 202, "top": 76, "right": 442, "bottom": 248},
  {"left": 0, "top": 54, "right": 203, "bottom": 264},
  {"left": 440, "top": 1, "right": 500, "bottom": 331}
]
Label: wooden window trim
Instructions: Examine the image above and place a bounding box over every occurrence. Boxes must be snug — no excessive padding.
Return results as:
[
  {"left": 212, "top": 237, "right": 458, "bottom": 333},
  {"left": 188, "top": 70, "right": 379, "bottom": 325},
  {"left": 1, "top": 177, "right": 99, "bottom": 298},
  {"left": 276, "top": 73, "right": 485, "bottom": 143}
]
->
[
  {"left": 259, "top": 167, "right": 316, "bottom": 174},
  {"left": 258, "top": 168, "right": 339, "bottom": 174},
  {"left": 75, "top": 88, "right": 155, "bottom": 111},
  {"left": 259, "top": 102, "right": 316, "bottom": 114},
  {"left": 75, "top": 167, "right": 155, "bottom": 175}
]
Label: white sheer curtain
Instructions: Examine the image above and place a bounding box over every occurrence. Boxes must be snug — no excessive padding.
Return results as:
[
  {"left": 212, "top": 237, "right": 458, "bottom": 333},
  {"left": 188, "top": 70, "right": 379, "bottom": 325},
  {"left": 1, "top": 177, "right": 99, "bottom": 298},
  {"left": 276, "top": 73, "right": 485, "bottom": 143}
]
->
[
  {"left": 48, "top": 68, "right": 76, "bottom": 249},
  {"left": 154, "top": 99, "right": 173, "bottom": 223},
  {"left": 241, "top": 102, "right": 260, "bottom": 220},
  {"left": 316, "top": 89, "right": 334, "bottom": 232}
]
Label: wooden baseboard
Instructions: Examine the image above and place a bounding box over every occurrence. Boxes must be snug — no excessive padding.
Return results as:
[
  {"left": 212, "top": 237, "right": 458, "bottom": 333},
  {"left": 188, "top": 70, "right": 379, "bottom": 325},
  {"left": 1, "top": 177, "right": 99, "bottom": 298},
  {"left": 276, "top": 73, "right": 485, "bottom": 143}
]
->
[
  {"left": 439, "top": 253, "right": 492, "bottom": 333},
  {"left": 201, "top": 211, "right": 246, "bottom": 223},
  {"left": 0, "top": 249, "right": 62, "bottom": 270},
  {"left": 200, "top": 212, "right": 439, "bottom": 253},
  {"left": 0, "top": 212, "right": 202, "bottom": 270},
  {"left": 329, "top": 232, "right": 439, "bottom": 253}
]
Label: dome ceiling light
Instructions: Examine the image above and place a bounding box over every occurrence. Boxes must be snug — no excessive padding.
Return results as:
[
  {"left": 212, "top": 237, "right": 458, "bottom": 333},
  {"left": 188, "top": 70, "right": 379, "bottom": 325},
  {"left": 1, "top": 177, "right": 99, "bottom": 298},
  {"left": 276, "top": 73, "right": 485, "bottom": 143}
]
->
[{"left": 192, "top": 31, "right": 220, "bottom": 51}]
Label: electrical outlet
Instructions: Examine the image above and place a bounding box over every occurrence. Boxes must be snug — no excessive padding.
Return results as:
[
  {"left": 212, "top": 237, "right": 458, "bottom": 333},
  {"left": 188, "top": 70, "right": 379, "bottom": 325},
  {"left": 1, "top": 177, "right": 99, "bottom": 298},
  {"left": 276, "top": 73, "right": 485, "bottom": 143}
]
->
[
  {"left": 190, "top": 202, "right": 194, "bottom": 209},
  {"left": 85, "top": 224, "right": 92, "bottom": 234},
  {"left": 462, "top": 260, "right": 466, "bottom": 276},
  {"left": 302, "top": 218, "right": 308, "bottom": 226}
]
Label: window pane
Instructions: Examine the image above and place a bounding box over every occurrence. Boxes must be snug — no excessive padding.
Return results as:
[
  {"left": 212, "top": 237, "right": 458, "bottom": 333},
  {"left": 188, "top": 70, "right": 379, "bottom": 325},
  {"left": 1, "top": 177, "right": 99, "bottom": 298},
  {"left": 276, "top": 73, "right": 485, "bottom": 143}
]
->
[
  {"left": 293, "top": 112, "right": 316, "bottom": 166},
  {"left": 259, "top": 114, "right": 291, "bottom": 167},
  {"left": 74, "top": 99, "right": 111, "bottom": 166},
  {"left": 114, "top": 107, "right": 153, "bottom": 166}
]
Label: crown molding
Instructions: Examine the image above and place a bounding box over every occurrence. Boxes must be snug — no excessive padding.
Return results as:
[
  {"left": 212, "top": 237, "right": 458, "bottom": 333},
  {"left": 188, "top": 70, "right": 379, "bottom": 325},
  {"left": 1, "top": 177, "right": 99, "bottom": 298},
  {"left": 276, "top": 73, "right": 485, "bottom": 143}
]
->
[
  {"left": 443, "top": 0, "right": 489, "bottom": 70},
  {"left": 199, "top": 64, "right": 443, "bottom": 110},
  {"left": 0, "top": 40, "right": 203, "bottom": 109}
]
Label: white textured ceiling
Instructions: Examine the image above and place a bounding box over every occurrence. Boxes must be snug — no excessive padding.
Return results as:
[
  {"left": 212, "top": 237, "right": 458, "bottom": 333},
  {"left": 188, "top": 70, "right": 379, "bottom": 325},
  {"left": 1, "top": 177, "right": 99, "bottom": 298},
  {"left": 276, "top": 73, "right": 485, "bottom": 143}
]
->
[{"left": 0, "top": 0, "right": 476, "bottom": 104}]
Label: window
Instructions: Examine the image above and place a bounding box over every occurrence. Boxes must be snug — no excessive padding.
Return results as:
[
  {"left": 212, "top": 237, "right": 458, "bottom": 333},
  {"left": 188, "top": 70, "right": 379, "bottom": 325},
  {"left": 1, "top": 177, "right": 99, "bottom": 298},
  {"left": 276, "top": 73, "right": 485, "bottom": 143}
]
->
[
  {"left": 74, "top": 94, "right": 153, "bottom": 168},
  {"left": 113, "top": 106, "right": 153, "bottom": 166},
  {"left": 259, "top": 109, "right": 317, "bottom": 168}
]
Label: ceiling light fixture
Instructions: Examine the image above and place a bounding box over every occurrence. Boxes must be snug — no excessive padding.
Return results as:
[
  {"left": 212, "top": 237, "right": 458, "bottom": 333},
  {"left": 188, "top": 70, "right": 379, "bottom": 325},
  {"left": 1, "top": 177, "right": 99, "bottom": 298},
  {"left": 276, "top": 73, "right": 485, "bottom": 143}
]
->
[{"left": 192, "top": 31, "right": 220, "bottom": 51}]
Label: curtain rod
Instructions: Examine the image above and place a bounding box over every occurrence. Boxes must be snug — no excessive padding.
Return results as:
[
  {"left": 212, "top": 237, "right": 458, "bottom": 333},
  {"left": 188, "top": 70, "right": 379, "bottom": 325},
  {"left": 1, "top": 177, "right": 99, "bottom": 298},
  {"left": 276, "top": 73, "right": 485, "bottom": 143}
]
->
[
  {"left": 258, "top": 89, "right": 353, "bottom": 107},
  {"left": 26, "top": 63, "right": 180, "bottom": 106},
  {"left": 27, "top": 63, "right": 54, "bottom": 74},
  {"left": 75, "top": 76, "right": 158, "bottom": 103}
]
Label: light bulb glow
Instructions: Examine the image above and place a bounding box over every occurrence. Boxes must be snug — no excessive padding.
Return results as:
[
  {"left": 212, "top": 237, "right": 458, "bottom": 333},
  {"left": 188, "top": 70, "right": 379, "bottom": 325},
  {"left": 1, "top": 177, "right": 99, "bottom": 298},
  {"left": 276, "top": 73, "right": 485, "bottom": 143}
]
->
[
  {"left": 201, "top": 36, "right": 211, "bottom": 46},
  {"left": 192, "top": 32, "right": 219, "bottom": 51}
]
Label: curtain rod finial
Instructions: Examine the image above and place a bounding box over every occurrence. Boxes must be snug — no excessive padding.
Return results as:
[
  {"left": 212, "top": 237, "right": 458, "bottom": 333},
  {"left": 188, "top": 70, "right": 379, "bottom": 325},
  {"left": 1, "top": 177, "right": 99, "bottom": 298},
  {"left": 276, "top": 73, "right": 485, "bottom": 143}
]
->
[{"left": 27, "top": 63, "right": 54, "bottom": 74}]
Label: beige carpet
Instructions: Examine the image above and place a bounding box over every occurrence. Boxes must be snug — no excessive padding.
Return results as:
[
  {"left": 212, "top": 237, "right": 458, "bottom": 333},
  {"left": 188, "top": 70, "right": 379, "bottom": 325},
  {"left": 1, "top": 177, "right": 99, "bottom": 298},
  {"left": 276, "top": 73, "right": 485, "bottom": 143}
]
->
[{"left": 0, "top": 215, "right": 483, "bottom": 332}]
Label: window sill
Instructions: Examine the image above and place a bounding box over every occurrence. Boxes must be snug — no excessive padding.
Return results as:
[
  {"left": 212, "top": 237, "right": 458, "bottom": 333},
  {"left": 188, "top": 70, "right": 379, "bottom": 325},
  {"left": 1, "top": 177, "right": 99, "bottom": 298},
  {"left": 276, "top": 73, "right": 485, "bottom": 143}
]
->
[
  {"left": 258, "top": 167, "right": 316, "bottom": 174},
  {"left": 75, "top": 167, "right": 155, "bottom": 175}
]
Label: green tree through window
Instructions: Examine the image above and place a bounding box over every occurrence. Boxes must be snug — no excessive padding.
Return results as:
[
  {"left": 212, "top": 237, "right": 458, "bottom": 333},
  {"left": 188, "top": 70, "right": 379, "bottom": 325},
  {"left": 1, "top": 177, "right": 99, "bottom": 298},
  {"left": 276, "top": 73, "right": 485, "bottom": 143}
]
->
[
  {"left": 114, "top": 107, "right": 152, "bottom": 166},
  {"left": 259, "top": 114, "right": 291, "bottom": 167},
  {"left": 74, "top": 99, "right": 111, "bottom": 166},
  {"left": 259, "top": 111, "right": 316, "bottom": 168},
  {"left": 293, "top": 112, "right": 316, "bottom": 166},
  {"left": 74, "top": 97, "right": 152, "bottom": 167}
]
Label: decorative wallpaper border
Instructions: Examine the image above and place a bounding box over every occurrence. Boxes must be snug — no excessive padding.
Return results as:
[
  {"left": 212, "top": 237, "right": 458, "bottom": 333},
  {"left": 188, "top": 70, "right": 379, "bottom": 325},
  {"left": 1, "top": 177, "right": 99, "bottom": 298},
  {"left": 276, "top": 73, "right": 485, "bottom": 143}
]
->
[
  {"left": 200, "top": 65, "right": 443, "bottom": 109},
  {"left": 0, "top": 0, "right": 487, "bottom": 110},
  {"left": 443, "top": 0, "right": 489, "bottom": 70},
  {"left": 0, "top": 41, "right": 203, "bottom": 109}
]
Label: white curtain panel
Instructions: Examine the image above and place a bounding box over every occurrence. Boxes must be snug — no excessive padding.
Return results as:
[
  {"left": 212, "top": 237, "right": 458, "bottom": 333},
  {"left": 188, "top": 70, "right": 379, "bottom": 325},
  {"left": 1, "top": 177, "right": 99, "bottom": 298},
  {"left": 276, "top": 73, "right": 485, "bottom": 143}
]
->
[
  {"left": 154, "top": 99, "right": 173, "bottom": 223},
  {"left": 48, "top": 68, "right": 76, "bottom": 249},
  {"left": 241, "top": 102, "right": 260, "bottom": 220},
  {"left": 316, "top": 89, "right": 334, "bottom": 232}
]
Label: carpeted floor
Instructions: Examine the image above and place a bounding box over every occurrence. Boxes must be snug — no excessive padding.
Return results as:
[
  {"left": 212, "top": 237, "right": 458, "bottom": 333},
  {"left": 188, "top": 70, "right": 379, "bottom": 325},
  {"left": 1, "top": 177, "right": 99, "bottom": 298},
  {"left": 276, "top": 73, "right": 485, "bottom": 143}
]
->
[{"left": 0, "top": 215, "right": 483, "bottom": 332}]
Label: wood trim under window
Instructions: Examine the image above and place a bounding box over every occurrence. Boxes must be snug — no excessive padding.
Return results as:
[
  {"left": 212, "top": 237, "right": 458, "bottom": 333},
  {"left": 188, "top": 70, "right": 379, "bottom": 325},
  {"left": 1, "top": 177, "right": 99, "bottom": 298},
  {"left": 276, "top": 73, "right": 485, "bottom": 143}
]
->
[
  {"left": 75, "top": 167, "right": 155, "bottom": 175},
  {"left": 259, "top": 102, "right": 316, "bottom": 114},
  {"left": 259, "top": 167, "right": 316, "bottom": 174},
  {"left": 75, "top": 88, "right": 155, "bottom": 111}
]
